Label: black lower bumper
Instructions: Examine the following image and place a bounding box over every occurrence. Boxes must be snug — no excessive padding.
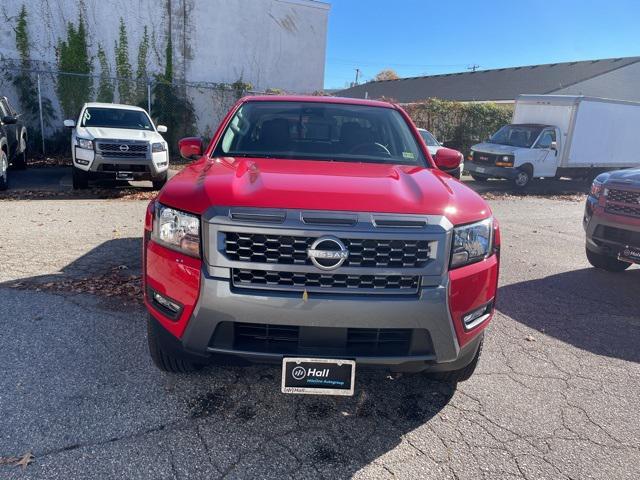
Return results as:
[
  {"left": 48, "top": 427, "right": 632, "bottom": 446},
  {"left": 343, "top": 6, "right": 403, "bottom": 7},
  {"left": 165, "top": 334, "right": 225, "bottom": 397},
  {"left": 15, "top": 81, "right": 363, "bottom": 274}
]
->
[
  {"left": 148, "top": 313, "right": 484, "bottom": 374},
  {"left": 466, "top": 161, "right": 518, "bottom": 180}
]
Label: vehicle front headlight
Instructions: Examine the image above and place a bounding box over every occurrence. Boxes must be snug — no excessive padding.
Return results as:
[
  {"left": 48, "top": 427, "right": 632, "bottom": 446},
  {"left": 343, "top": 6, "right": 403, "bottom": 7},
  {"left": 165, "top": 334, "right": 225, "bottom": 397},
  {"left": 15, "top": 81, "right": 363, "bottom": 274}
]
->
[
  {"left": 152, "top": 142, "right": 167, "bottom": 153},
  {"left": 152, "top": 204, "right": 200, "bottom": 257},
  {"left": 76, "top": 138, "right": 93, "bottom": 150},
  {"left": 589, "top": 180, "right": 604, "bottom": 198},
  {"left": 450, "top": 218, "right": 493, "bottom": 269}
]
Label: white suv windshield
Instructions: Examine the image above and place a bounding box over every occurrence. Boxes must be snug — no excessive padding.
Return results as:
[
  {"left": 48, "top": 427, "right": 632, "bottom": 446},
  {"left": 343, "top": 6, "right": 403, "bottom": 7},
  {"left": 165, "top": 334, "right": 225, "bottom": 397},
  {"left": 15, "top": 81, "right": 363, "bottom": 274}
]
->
[
  {"left": 81, "top": 107, "right": 154, "bottom": 131},
  {"left": 213, "top": 101, "right": 426, "bottom": 166}
]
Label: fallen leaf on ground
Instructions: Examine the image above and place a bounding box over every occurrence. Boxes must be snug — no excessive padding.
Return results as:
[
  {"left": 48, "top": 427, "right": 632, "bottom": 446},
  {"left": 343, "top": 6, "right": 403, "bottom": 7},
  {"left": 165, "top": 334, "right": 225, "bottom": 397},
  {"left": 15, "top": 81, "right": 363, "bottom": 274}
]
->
[
  {"left": 15, "top": 452, "right": 34, "bottom": 469},
  {"left": 525, "top": 335, "right": 536, "bottom": 342}
]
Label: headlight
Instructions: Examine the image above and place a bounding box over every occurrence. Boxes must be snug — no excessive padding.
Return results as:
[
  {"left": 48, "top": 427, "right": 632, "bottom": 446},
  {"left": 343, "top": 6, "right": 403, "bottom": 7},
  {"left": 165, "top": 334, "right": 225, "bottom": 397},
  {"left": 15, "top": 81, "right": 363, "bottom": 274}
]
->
[
  {"left": 152, "top": 204, "right": 200, "bottom": 257},
  {"left": 76, "top": 138, "right": 93, "bottom": 150},
  {"left": 495, "top": 155, "right": 514, "bottom": 167},
  {"left": 590, "top": 180, "right": 604, "bottom": 198},
  {"left": 450, "top": 218, "right": 493, "bottom": 269},
  {"left": 152, "top": 142, "right": 167, "bottom": 153}
]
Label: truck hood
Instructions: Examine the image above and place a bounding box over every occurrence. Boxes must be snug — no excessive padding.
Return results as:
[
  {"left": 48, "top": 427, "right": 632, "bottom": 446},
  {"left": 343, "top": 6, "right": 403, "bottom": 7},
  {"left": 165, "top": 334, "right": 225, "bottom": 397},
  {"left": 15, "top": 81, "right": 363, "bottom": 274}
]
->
[
  {"left": 471, "top": 142, "right": 522, "bottom": 155},
  {"left": 603, "top": 168, "right": 640, "bottom": 186},
  {"left": 158, "top": 157, "right": 491, "bottom": 225},
  {"left": 76, "top": 126, "right": 163, "bottom": 142}
]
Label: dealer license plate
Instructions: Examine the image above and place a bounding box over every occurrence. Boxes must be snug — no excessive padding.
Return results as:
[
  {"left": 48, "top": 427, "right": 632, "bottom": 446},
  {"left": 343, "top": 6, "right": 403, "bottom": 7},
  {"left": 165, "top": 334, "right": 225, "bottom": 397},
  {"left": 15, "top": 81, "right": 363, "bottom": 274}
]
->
[
  {"left": 281, "top": 358, "right": 355, "bottom": 396},
  {"left": 618, "top": 245, "right": 640, "bottom": 264}
]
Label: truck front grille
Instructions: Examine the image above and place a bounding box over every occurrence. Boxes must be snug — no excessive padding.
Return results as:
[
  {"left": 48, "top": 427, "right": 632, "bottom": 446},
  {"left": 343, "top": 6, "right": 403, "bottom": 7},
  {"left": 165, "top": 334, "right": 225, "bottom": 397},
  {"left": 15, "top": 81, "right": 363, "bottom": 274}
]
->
[
  {"left": 97, "top": 141, "right": 148, "bottom": 159},
  {"left": 232, "top": 268, "right": 420, "bottom": 295},
  {"left": 606, "top": 188, "right": 640, "bottom": 218},
  {"left": 472, "top": 152, "right": 498, "bottom": 164},
  {"left": 224, "top": 232, "right": 430, "bottom": 268}
]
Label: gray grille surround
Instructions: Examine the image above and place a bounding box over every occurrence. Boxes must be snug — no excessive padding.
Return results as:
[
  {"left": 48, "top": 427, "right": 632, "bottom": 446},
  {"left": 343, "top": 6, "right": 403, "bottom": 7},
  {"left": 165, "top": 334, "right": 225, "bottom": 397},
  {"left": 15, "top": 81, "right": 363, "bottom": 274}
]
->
[{"left": 203, "top": 207, "right": 453, "bottom": 295}]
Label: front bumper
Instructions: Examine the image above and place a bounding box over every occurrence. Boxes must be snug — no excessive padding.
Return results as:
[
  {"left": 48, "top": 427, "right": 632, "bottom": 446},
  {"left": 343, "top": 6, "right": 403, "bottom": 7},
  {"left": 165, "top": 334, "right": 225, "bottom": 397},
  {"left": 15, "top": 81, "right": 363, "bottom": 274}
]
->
[
  {"left": 584, "top": 197, "right": 640, "bottom": 256},
  {"left": 74, "top": 146, "right": 168, "bottom": 179},
  {"left": 146, "top": 251, "right": 497, "bottom": 373},
  {"left": 466, "top": 161, "right": 517, "bottom": 180}
]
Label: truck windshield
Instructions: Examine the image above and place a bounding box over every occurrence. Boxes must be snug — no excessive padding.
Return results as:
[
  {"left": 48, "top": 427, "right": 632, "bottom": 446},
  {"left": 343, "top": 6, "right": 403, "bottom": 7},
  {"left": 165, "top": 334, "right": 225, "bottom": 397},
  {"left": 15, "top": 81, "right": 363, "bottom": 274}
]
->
[
  {"left": 213, "top": 101, "right": 426, "bottom": 166},
  {"left": 419, "top": 130, "right": 439, "bottom": 147},
  {"left": 488, "top": 125, "right": 544, "bottom": 148},
  {"left": 81, "top": 107, "right": 154, "bottom": 131}
]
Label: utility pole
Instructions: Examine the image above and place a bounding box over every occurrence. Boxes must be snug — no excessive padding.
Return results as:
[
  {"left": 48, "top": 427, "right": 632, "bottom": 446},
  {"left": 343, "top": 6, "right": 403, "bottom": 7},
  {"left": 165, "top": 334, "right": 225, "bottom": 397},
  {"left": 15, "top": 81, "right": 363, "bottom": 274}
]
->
[
  {"left": 467, "top": 64, "right": 480, "bottom": 72},
  {"left": 354, "top": 68, "right": 361, "bottom": 86}
]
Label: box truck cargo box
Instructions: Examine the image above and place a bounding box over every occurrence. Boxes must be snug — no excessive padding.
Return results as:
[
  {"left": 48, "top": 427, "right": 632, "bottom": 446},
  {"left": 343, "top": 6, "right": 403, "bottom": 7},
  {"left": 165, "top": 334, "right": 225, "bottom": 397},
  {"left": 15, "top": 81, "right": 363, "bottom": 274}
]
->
[{"left": 467, "top": 95, "right": 640, "bottom": 188}]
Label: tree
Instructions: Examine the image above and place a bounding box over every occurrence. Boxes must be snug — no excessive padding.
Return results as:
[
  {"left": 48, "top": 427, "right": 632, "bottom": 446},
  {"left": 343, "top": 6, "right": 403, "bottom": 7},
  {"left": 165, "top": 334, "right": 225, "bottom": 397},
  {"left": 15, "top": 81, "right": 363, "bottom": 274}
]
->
[
  {"left": 135, "top": 26, "right": 150, "bottom": 105},
  {"left": 374, "top": 69, "right": 400, "bottom": 81},
  {"left": 96, "top": 44, "right": 114, "bottom": 103},
  {"left": 10, "top": 5, "right": 55, "bottom": 137},
  {"left": 114, "top": 18, "right": 134, "bottom": 104},
  {"left": 150, "top": 1, "right": 196, "bottom": 151},
  {"left": 56, "top": 14, "right": 92, "bottom": 120}
]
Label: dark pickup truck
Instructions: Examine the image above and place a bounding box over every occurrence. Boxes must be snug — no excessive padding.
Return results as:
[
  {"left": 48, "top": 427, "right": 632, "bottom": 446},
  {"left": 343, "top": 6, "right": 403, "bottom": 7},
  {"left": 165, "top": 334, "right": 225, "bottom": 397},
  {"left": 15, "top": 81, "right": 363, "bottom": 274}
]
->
[
  {"left": 0, "top": 96, "right": 28, "bottom": 190},
  {"left": 584, "top": 168, "right": 640, "bottom": 271}
]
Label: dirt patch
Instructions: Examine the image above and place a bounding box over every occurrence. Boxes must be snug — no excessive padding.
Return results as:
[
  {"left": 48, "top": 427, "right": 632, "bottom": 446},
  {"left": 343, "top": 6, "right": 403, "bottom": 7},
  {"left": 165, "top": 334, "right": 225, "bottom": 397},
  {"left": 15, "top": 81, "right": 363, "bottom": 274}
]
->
[
  {"left": 6, "top": 266, "right": 143, "bottom": 305},
  {"left": 480, "top": 191, "right": 587, "bottom": 202},
  {"left": 0, "top": 188, "right": 158, "bottom": 201},
  {"left": 26, "top": 155, "right": 72, "bottom": 168}
]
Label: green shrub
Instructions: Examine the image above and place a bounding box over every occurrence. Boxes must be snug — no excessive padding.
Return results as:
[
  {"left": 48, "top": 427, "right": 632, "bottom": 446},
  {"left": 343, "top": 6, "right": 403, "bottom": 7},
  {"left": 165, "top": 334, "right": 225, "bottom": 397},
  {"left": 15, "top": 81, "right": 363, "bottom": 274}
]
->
[{"left": 404, "top": 98, "right": 513, "bottom": 155}]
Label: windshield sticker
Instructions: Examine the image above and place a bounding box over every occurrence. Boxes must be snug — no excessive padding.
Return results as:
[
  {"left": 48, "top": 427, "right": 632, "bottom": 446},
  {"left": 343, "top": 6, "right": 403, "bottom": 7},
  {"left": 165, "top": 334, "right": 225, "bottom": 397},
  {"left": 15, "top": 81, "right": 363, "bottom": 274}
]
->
[
  {"left": 402, "top": 152, "right": 415, "bottom": 159},
  {"left": 83, "top": 110, "right": 91, "bottom": 123}
]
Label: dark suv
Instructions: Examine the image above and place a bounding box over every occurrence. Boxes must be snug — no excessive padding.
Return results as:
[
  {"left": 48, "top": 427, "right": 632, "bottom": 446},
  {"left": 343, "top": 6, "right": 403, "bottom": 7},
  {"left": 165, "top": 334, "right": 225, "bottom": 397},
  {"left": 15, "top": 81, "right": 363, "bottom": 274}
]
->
[
  {"left": 584, "top": 169, "right": 640, "bottom": 271},
  {"left": 0, "top": 96, "right": 28, "bottom": 190}
]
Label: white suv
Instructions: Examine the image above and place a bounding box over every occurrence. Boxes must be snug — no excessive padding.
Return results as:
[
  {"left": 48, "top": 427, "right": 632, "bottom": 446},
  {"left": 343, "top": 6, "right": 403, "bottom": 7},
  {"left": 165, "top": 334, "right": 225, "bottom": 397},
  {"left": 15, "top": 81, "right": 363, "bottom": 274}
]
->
[{"left": 64, "top": 103, "right": 170, "bottom": 190}]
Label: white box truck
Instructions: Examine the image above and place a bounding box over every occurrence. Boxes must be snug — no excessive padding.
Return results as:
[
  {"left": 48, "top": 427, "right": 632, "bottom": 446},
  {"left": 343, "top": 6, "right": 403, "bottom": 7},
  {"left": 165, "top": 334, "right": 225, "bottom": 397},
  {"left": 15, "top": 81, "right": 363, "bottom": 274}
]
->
[{"left": 466, "top": 95, "right": 640, "bottom": 188}]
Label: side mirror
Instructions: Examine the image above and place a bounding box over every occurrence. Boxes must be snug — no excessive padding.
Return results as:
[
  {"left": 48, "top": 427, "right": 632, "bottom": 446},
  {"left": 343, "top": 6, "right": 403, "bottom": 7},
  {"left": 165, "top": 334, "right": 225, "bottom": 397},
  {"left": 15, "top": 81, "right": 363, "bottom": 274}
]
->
[
  {"left": 64, "top": 119, "right": 76, "bottom": 128},
  {"left": 2, "top": 115, "right": 17, "bottom": 125},
  {"left": 178, "top": 137, "right": 204, "bottom": 160},
  {"left": 433, "top": 148, "right": 462, "bottom": 171},
  {"left": 157, "top": 125, "right": 168, "bottom": 133},
  {"left": 550, "top": 141, "right": 557, "bottom": 151}
]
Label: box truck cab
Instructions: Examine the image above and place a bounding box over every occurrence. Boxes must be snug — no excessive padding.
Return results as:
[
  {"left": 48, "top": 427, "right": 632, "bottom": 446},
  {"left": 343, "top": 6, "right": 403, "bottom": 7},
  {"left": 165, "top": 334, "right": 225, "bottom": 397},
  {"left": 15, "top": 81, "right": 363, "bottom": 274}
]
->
[{"left": 467, "top": 95, "right": 640, "bottom": 189}]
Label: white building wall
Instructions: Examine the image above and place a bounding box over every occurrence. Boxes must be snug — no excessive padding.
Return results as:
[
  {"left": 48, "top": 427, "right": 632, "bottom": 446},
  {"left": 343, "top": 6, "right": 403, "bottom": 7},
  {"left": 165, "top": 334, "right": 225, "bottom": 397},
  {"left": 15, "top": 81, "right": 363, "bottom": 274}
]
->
[{"left": 0, "top": 0, "right": 329, "bottom": 133}]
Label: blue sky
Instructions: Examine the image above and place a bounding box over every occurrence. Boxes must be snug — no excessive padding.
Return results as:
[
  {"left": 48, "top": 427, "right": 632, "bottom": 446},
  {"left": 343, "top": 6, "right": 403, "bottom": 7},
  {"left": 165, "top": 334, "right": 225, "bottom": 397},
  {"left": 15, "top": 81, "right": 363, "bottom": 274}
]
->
[{"left": 323, "top": 0, "right": 640, "bottom": 89}]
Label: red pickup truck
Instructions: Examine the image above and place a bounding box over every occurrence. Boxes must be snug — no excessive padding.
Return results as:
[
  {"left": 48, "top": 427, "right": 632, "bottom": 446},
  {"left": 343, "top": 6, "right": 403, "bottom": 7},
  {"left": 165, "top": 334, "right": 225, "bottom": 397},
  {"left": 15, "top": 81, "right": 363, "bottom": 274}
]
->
[{"left": 143, "top": 96, "right": 500, "bottom": 394}]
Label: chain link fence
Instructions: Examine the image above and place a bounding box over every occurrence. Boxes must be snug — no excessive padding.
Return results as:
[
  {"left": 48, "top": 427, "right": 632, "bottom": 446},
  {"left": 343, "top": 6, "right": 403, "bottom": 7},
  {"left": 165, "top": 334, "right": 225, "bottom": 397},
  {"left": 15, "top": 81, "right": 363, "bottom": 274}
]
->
[{"left": 0, "top": 60, "right": 262, "bottom": 157}]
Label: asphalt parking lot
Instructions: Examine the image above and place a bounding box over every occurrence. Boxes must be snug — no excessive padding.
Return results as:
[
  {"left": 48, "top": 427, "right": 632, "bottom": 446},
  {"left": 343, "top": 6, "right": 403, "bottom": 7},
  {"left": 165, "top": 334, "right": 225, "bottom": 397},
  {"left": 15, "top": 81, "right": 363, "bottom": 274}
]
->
[{"left": 1, "top": 169, "right": 638, "bottom": 479}]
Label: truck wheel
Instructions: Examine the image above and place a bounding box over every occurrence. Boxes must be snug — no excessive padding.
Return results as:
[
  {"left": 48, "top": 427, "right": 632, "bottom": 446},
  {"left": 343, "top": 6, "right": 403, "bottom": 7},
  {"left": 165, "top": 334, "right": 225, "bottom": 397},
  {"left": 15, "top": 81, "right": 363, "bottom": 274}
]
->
[
  {"left": 429, "top": 337, "right": 483, "bottom": 384},
  {"left": 586, "top": 247, "right": 630, "bottom": 272},
  {"left": 0, "top": 149, "right": 8, "bottom": 191},
  {"left": 72, "top": 166, "right": 89, "bottom": 190},
  {"left": 471, "top": 173, "right": 489, "bottom": 182},
  {"left": 13, "top": 139, "right": 27, "bottom": 170},
  {"left": 512, "top": 168, "right": 532, "bottom": 189},
  {"left": 152, "top": 172, "right": 168, "bottom": 191},
  {"left": 147, "top": 315, "right": 199, "bottom": 373}
]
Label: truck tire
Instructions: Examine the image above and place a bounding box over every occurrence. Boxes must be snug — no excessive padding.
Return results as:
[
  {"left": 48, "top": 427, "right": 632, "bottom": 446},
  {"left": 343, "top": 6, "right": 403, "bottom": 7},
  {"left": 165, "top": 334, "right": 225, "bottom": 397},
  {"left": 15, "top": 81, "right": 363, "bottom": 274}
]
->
[
  {"left": 586, "top": 247, "right": 631, "bottom": 272},
  {"left": 152, "top": 171, "right": 168, "bottom": 191},
  {"left": 72, "top": 166, "right": 89, "bottom": 190},
  {"left": 0, "top": 149, "right": 8, "bottom": 191},
  {"left": 147, "top": 315, "right": 199, "bottom": 373},
  {"left": 471, "top": 173, "right": 489, "bottom": 182},
  {"left": 429, "top": 337, "right": 483, "bottom": 384},
  {"left": 512, "top": 167, "right": 532, "bottom": 190},
  {"left": 13, "top": 138, "right": 27, "bottom": 170}
]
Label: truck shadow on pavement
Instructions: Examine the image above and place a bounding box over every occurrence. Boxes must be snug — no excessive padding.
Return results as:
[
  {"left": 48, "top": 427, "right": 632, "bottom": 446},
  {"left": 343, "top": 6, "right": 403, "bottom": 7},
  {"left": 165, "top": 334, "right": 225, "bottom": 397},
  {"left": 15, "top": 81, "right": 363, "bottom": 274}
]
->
[
  {"left": 0, "top": 238, "right": 457, "bottom": 478},
  {"left": 497, "top": 266, "right": 640, "bottom": 363}
]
